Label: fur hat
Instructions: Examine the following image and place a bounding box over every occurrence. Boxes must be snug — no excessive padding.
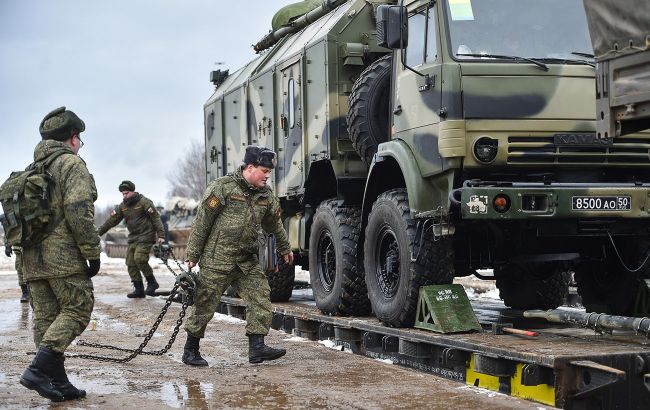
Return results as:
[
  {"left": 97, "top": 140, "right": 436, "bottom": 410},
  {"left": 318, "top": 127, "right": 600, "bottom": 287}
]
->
[{"left": 39, "top": 106, "right": 85, "bottom": 141}]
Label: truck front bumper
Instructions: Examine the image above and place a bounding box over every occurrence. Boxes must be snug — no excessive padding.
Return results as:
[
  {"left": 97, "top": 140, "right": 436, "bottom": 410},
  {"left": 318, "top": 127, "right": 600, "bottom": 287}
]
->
[{"left": 459, "top": 182, "right": 650, "bottom": 220}]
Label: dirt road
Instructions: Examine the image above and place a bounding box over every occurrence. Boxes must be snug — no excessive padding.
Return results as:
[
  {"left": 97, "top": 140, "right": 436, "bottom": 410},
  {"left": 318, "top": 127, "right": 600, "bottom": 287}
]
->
[{"left": 0, "top": 255, "right": 540, "bottom": 409}]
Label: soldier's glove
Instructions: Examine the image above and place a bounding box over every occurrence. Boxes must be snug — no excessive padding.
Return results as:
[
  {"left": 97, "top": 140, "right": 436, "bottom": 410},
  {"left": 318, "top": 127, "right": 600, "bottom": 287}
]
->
[
  {"left": 4, "top": 246, "right": 12, "bottom": 257},
  {"left": 86, "top": 259, "right": 101, "bottom": 278}
]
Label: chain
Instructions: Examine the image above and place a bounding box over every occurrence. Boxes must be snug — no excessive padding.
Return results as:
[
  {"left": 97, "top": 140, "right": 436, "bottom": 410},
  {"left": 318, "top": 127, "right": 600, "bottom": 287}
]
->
[{"left": 68, "top": 245, "right": 197, "bottom": 363}]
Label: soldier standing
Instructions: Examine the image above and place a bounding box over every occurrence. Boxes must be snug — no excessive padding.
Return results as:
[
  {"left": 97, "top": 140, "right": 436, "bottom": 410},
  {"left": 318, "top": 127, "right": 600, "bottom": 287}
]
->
[
  {"left": 19, "top": 106, "right": 101, "bottom": 401},
  {"left": 182, "top": 146, "right": 293, "bottom": 366},
  {"left": 97, "top": 181, "right": 165, "bottom": 298},
  {"left": 4, "top": 246, "right": 29, "bottom": 302}
]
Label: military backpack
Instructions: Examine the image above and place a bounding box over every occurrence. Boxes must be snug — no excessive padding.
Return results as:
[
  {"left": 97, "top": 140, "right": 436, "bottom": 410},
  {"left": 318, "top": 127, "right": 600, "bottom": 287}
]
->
[{"left": 0, "top": 151, "right": 69, "bottom": 247}]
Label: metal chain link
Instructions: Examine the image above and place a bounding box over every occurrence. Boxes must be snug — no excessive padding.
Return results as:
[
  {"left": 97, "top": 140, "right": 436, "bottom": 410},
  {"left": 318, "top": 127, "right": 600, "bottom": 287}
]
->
[{"left": 68, "top": 246, "right": 196, "bottom": 363}]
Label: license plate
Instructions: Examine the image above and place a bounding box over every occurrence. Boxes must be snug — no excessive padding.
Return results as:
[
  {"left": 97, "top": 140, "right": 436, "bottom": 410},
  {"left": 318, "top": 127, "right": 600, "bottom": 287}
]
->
[{"left": 571, "top": 196, "right": 631, "bottom": 211}]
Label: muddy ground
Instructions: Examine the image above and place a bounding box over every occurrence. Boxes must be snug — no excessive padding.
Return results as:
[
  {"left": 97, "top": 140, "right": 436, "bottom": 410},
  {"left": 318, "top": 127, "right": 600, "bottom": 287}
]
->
[{"left": 0, "top": 255, "right": 541, "bottom": 409}]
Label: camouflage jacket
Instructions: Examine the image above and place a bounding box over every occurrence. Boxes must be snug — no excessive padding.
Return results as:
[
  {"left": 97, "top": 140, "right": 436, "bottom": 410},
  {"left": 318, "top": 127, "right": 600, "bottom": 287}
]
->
[
  {"left": 186, "top": 166, "right": 290, "bottom": 271},
  {"left": 98, "top": 193, "right": 164, "bottom": 244},
  {"left": 22, "top": 140, "right": 101, "bottom": 280}
]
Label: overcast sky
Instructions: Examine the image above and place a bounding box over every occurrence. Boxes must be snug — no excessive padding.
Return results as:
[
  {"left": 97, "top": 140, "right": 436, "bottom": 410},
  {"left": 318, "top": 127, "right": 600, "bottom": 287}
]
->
[{"left": 0, "top": 0, "right": 296, "bottom": 208}]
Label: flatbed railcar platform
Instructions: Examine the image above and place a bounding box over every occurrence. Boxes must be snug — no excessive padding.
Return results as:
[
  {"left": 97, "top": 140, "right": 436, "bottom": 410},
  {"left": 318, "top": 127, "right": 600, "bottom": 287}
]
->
[{"left": 217, "top": 293, "right": 650, "bottom": 409}]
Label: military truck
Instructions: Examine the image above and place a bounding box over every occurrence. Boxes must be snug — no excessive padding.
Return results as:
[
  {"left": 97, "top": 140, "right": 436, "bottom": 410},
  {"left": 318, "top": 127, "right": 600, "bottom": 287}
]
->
[{"left": 204, "top": 0, "right": 650, "bottom": 327}]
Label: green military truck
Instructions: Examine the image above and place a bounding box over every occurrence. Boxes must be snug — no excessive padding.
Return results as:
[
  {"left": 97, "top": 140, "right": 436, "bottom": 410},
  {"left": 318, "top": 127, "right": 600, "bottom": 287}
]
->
[{"left": 204, "top": 0, "right": 650, "bottom": 326}]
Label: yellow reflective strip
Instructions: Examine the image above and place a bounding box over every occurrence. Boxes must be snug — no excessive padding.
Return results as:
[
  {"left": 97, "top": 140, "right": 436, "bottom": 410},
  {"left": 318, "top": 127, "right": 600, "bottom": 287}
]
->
[
  {"left": 465, "top": 355, "right": 556, "bottom": 407},
  {"left": 466, "top": 354, "right": 500, "bottom": 391},
  {"left": 511, "top": 363, "right": 555, "bottom": 407}
]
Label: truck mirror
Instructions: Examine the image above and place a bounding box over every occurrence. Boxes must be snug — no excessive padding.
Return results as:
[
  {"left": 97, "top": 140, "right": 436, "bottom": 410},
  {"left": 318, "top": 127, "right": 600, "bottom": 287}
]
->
[{"left": 376, "top": 5, "right": 408, "bottom": 50}]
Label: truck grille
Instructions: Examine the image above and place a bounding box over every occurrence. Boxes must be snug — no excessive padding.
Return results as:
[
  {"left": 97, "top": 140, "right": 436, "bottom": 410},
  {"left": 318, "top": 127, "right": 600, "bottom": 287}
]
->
[{"left": 507, "top": 136, "right": 650, "bottom": 165}]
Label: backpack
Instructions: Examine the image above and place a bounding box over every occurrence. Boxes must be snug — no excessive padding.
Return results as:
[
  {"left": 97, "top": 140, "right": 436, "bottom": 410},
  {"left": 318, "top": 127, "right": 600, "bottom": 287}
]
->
[{"left": 0, "top": 151, "right": 69, "bottom": 247}]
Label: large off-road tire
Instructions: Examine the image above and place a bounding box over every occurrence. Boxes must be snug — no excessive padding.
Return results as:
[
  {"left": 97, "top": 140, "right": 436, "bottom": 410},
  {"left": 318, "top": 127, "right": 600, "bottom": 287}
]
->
[
  {"left": 268, "top": 254, "right": 296, "bottom": 302},
  {"left": 574, "top": 240, "right": 649, "bottom": 315},
  {"left": 308, "top": 199, "right": 370, "bottom": 315},
  {"left": 364, "top": 189, "right": 455, "bottom": 327},
  {"left": 347, "top": 54, "right": 392, "bottom": 165},
  {"left": 495, "top": 263, "right": 570, "bottom": 310}
]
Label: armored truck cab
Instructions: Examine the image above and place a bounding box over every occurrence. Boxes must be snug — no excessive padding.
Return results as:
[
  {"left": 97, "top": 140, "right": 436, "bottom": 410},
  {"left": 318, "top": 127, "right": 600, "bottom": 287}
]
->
[{"left": 204, "top": 0, "right": 650, "bottom": 327}]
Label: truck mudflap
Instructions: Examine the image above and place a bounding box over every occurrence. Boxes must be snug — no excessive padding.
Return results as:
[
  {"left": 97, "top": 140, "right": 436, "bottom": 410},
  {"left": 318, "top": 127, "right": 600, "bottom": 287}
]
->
[{"left": 456, "top": 182, "right": 650, "bottom": 220}]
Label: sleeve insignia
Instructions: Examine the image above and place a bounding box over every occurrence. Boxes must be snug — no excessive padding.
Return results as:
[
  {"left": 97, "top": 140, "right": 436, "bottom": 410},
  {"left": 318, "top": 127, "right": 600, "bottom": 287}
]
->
[
  {"left": 147, "top": 207, "right": 155, "bottom": 214},
  {"left": 110, "top": 209, "right": 117, "bottom": 216},
  {"left": 207, "top": 195, "right": 220, "bottom": 208}
]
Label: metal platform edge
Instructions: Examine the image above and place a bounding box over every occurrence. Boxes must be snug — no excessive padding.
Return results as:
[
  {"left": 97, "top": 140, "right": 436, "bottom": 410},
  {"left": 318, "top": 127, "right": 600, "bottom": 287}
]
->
[{"left": 217, "top": 296, "right": 650, "bottom": 409}]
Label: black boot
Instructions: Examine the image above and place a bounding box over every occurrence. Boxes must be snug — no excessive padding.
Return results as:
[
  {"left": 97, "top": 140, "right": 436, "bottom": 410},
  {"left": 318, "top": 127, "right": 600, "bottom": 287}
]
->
[
  {"left": 182, "top": 332, "right": 208, "bottom": 367},
  {"left": 20, "top": 284, "right": 29, "bottom": 303},
  {"left": 127, "top": 281, "right": 145, "bottom": 298},
  {"left": 19, "top": 347, "right": 65, "bottom": 402},
  {"left": 144, "top": 275, "right": 159, "bottom": 296},
  {"left": 248, "top": 334, "right": 286, "bottom": 364},
  {"left": 51, "top": 353, "right": 86, "bottom": 400}
]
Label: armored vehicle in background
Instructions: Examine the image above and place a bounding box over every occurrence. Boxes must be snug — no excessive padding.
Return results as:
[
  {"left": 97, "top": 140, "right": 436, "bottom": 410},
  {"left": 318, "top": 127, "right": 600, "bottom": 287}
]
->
[{"left": 204, "top": 0, "right": 650, "bottom": 326}]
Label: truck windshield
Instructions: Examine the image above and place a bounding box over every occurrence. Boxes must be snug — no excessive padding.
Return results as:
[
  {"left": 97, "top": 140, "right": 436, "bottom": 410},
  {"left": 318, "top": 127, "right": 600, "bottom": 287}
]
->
[{"left": 444, "top": 0, "right": 592, "bottom": 61}]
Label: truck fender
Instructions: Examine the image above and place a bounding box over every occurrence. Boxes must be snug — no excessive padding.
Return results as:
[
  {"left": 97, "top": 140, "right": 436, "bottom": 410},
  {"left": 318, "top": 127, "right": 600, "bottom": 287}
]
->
[{"left": 361, "top": 139, "right": 450, "bottom": 227}]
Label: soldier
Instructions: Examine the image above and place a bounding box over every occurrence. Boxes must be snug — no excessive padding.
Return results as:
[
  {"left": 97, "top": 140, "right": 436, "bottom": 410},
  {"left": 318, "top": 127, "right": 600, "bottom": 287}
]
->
[
  {"left": 4, "top": 246, "right": 29, "bottom": 302},
  {"left": 19, "top": 106, "right": 101, "bottom": 401},
  {"left": 97, "top": 181, "right": 165, "bottom": 298},
  {"left": 182, "top": 145, "right": 293, "bottom": 366}
]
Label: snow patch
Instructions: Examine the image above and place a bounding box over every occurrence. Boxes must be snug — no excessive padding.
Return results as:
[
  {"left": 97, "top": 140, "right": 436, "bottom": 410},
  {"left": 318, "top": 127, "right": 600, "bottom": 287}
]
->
[{"left": 213, "top": 313, "right": 245, "bottom": 324}]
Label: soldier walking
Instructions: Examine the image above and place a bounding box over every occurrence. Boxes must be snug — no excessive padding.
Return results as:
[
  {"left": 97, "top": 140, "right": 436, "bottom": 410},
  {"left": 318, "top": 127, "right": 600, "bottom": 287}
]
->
[
  {"left": 182, "top": 146, "right": 293, "bottom": 366},
  {"left": 97, "top": 181, "right": 165, "bottom": 298},
  {"left": 18, "top": 107, "right": 101, "bottom": 401},
  {"left": 4, "top": 246, "right": 29, "bottom": 302}
]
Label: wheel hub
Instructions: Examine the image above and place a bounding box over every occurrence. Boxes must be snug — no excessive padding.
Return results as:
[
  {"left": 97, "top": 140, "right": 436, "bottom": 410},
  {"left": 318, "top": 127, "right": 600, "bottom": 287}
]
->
[
  {"left": 376, "top": 227, "right": 400, "bottom": 298},
  {"left": 317, "top": 231, "right": 336, "bottom": 292}
]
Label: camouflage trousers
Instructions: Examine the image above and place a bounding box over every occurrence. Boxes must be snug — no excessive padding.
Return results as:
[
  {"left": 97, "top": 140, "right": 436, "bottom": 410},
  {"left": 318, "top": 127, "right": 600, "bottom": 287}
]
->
[
  {"left": 185, "top": 263, "right": 272, "bottom": 337},
  {"left": 28, "top": 273, "right": 94, "bottom": 353},
  {"left": 126, "top": 242, "right": 154, "bottom": 282}
]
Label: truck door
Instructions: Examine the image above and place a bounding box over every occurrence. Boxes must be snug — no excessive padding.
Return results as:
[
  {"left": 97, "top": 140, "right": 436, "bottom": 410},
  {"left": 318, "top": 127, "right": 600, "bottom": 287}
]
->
[
  {"left": 278, "top": 62, "right": 304, "bottom": 196},
  {"left": 393, "top": 3, "right": 444, "bottom": 173}
]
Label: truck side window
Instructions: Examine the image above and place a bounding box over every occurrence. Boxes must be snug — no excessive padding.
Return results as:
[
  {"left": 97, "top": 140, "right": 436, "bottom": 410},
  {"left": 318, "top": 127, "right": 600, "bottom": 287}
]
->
[
  {"left": 425, "top": 6, "right": 437, "bottom": 62},
  {"left": 288, "top": 78, "right": 295, "bottom": 129},
  {"left": 406, "top": 11, "right": 426, "bottom": 66}
]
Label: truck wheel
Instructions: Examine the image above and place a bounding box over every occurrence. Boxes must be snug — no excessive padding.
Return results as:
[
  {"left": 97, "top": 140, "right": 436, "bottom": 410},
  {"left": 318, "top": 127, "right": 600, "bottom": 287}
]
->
[
  {"left": 347, "top": 54, "right": 392, "bottom": 165},
  {"left": 308, "top": 199, "right": 370, "bottom": 315},
  {"left": 495, "top": 263, "right": 570, "bottom": 310},
  {"left": 364, "top": 189, "right": 454, "bottom": 327},
  {"left": 268, "top": 254, "right": 296, "bottom": 302},
  {"left": 574, "top": 260, "right": 643, "bottom": 316}
]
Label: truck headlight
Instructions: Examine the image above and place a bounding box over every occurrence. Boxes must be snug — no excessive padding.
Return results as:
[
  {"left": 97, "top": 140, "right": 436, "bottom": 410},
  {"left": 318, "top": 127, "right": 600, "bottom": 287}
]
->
[{"left": 473, "top": 137, "right": 498, "bottom": 164}]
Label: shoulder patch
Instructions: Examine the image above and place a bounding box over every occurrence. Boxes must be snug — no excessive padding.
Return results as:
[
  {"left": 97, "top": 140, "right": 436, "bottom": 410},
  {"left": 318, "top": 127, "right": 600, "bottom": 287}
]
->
[
  {"left": 147, "top": 207, "right": 155, "bottom": 214},
  {"left": 207, "top": 195, "right": 220, "bottom": 209},
  {"left": 111, "top": 209, "right": 117, "bottom": 216}
]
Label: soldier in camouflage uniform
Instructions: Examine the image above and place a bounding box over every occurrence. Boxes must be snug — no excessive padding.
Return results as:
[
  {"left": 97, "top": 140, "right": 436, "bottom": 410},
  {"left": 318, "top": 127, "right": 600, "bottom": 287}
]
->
[
  {"left": 19, "top": 107, "right": 101, "bottom": 402},
  {"left": 4, "top": 245, "right": 29, "bottom": 302},
  {"left": 182, "top": 146, "right": 294, "bottom": 366},
  {"left": 97, "top": 181, "right": 164, "bottom": 298}
]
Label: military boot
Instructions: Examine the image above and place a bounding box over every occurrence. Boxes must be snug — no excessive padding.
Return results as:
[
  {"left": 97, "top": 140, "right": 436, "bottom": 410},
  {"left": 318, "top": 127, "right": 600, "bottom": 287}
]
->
[
  {"left": 248, "top": 334, "right": 286, "bottom": 364},
  {"left": 127, "top": 281, "right": 145, "bottom": 298},
  {"left": 50, "top": 351, "right": 86, "bottom": 400},
  {"left": 144, "top": 275, "right": 159, "bottom": 296},
  {"left": 182, "top": 332, "right": 208, "bottom": 367},
  {"left": 19, "top": 347, "right": 65, "bottom": 402},
  {"left": 20, "top": 284, "right": 29, "bottom": 303}
]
